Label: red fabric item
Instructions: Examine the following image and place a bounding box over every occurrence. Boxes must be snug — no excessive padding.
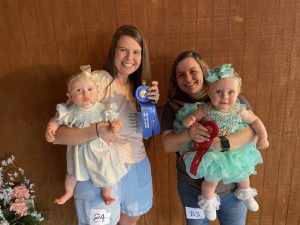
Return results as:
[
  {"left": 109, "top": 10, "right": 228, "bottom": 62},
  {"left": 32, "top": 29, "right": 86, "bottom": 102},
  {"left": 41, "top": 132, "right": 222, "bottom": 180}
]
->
[{"left": 179, "top": 120, "right": 219, "bottom": 176}]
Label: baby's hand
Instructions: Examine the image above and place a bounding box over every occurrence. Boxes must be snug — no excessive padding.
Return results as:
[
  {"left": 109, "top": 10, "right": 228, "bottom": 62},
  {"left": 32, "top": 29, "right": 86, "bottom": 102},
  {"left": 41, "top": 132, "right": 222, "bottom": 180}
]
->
[
  {"left": 110, "top": 119, "right": 121, "bottom": 134},
  {"left": 183, "top": 115, "right": 196, "bottom": 128},
  {"left": 45, "top": 128, "right": 56, "bottom": 142},
  {"left": 256, "top": 138, "right": 269, "bottom": 149}
]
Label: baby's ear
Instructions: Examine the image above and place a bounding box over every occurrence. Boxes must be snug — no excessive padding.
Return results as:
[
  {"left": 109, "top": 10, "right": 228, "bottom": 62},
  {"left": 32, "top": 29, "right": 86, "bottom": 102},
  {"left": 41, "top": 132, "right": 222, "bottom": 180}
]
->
[{"left": 66, "top": 92, "right": 71, "bottom": 99}]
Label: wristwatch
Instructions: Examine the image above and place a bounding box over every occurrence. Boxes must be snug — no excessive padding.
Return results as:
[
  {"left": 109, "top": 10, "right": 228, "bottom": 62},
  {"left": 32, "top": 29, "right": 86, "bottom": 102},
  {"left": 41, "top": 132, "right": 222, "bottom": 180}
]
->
[{"left": 220, "top": 136, "right": 230, "bottom": 152}]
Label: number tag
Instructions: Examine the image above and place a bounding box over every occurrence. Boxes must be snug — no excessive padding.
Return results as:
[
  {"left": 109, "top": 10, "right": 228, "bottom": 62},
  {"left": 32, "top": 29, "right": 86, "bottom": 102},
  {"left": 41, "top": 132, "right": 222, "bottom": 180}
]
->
[
  {"left": 185, "top": 207, "right": 205, "bottom": 219},
  {"left": 89, "top": 209, "right": 111, "bottom": 225}
]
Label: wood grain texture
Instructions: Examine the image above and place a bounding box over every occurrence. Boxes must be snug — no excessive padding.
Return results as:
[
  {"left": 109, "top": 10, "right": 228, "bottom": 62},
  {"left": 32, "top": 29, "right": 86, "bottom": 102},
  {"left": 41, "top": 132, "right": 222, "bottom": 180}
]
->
[
  {"left": 286, "top": 2, "right": 300, "bottom": 224},
  {"left": 0, "top": 1, "right": 299, "bottom": 224},
  {"left": 148, "top": 2, "right": 168, "bottom": 225},
  {"left": 164, "top": 1, "right": 183, "bottom": 224},
  {"left": 196, "top": 0, "right": 213, "bottom": 65},
  {"left": 212, "top": 0, "right": 229, "bottom": 65}
]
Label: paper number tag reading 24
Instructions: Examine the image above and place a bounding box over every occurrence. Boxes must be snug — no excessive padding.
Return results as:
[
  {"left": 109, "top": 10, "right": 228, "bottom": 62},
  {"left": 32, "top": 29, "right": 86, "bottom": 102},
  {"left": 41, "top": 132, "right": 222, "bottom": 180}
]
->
[
  {"left": 90, "top": 209, "right": 111, "bottom": 225},
  {"left": 185, "top": 207, "right": 205, "bottom": 219}
]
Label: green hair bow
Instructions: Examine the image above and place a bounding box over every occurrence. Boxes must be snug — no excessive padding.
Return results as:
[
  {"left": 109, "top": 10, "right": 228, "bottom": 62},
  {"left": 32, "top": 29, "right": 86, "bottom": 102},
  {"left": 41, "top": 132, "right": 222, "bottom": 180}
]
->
[{"left": 205, "top": 64, "right": 234, "bottom": 83}]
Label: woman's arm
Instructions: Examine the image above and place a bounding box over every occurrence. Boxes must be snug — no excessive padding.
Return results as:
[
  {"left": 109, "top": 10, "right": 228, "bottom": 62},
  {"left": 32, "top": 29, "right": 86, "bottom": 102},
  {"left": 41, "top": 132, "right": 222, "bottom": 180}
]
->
[
  {"left": 161, "top": 101, "right": 210, "bottom": 153},
  {"left": 161, "top": 121, "right": 210, "bottom": 153},
  {"left": 210, "top": 127, "right": 257, "bottom": 151},
  {"left": 161, "top": 129, "right": 191, "bottom": 153},
  {"left": 53, "top": 122, "right": 111, "bottom": 145},
  {"left": 162, "top": 125, "right": 256, "bottom": 153}
]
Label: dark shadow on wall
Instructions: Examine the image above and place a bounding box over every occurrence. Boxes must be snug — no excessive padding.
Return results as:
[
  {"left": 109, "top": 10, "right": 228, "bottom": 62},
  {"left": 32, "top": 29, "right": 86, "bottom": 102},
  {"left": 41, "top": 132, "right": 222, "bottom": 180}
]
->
[{"left": 0, "top": 64, "right": 78, "bottom": 225}]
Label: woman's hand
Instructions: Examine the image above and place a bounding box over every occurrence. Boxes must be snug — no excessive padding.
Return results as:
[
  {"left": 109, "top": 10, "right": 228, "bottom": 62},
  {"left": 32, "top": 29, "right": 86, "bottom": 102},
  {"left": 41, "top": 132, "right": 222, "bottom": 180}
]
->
[
  {"left": 96, "top": 123, "right": 116, "bottom": 145},
  {"left": 188, "top": 121, "right": 210, "bottom": 143},
  {"left": 110, "top": 119, "right": 122, "bottom": 134},
  {"left": 147, "top": 81, "right": 159, "bottom": 103}
]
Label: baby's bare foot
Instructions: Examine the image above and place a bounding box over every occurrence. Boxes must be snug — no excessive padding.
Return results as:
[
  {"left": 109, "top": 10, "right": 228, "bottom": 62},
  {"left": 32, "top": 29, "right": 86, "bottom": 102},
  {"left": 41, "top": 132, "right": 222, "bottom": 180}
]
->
[{"left": 54, "top": 192, "right": 73, "bottom": 205}]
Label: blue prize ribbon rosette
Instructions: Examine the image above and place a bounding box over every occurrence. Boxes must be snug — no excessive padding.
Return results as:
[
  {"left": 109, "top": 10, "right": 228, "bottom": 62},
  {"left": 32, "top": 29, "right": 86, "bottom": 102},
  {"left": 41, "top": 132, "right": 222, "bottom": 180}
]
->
[{"left": 135, "top": 83, "right": 160, "bottom": 138}]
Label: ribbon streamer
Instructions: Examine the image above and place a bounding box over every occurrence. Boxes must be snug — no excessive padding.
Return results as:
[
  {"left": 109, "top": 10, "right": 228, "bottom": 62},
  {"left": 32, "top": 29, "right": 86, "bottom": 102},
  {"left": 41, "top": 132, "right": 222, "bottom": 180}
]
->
[
  {"left": 178, "top": 120, "right": 219, "bottom": 176},
  {"left": 135, "top": 83, "right": 160, "bottom": 138}
]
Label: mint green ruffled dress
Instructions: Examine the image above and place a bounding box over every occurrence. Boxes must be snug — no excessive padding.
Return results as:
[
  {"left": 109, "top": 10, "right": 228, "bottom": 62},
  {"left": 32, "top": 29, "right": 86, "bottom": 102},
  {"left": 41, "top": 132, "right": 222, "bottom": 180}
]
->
[{"left": 174, "top": 102, "right": 263, "bottom": 184}]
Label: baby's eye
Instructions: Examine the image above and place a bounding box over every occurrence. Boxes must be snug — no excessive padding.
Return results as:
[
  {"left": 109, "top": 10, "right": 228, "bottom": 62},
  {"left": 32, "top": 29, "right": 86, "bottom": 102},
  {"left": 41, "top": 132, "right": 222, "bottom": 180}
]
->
[
  {"left": 228, "top": 90, "right": 235, "bottom": 95},
  {"left": 216, "top": 90, "right": 221, "bottom": 94},
  {"left": 88, "top": 87, "right": 93, "bottom": 91},
  {"left": 76, "top": 88, "right": 82, "bottom": 92}
]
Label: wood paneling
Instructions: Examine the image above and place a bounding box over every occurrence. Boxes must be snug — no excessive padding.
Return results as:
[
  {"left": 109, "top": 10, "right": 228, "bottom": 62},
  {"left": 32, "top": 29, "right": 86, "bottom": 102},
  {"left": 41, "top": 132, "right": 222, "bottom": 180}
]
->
[
  {"left": 0, "top": 0, "right": 299, "bottom": 224},
  {"left": 164, "top": 1, "right": 183, "bottom": 225}
]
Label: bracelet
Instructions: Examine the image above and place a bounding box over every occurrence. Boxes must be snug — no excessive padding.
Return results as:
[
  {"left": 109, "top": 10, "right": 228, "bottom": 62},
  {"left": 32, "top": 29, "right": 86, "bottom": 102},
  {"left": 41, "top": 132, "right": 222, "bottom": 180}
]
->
[{"left": 96, "top": 123, "right": 99, "bottom": 137}]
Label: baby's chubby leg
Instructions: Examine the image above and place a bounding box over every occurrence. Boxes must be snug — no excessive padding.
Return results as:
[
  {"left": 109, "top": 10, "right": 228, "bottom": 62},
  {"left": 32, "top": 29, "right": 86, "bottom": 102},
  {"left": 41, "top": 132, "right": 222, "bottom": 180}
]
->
[
  {"left": 101, "top": 186, "right": 115, "bottom": 205},
  {"left": 235, "top": 177, "right": 259, "bottom": 211},
  {"left": 198, "top": 180, "right": 220, "bottom": 221},
  {"left": 201, "top": 180, "right": 218, "bottom": 200},
  {"left": 54, "top": 173, "right": 76, "bottom": 205},
  {"left": 238, "top": 177, "right": 250, "bottom": 189}
]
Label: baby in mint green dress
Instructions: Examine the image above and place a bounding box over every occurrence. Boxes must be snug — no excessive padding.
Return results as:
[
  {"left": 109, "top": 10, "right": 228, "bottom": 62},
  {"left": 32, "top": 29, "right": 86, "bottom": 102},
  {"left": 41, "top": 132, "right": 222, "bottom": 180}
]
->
[{"left": 174, "top": 64, "right": 269, "bottom": 221}]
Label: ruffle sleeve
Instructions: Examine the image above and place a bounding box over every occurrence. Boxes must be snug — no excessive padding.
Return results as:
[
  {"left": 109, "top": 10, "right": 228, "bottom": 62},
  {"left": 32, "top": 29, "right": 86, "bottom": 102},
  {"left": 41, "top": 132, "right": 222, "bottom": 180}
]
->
[
  {"left": 55, "top": 103, "right": 72, "bottom": 126},
  {"left": 173, "top": 102, "right": 204, "bottom": 133},
  {"left": 104, "top": 103, "right": 119, "bottom": 122},
  {"left": 236, "top": 102, "right": 246, "bottom": 113},
  {"left": 173, "top": 102, "right": 204, "bottom": 156}
]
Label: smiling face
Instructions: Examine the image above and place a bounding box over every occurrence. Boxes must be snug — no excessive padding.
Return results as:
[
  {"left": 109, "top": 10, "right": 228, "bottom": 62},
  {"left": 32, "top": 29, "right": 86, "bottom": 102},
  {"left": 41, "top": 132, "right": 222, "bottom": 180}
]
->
[
  {"left": 114, "top": 35, "right": 142, "bottom": 79},
  {"left": 208, "top": 77, "right": 240, "bottom": 112},
  {"left": 175, "top": 57, "right": 206, "bottom": 99},
  {"left": 67, "top": 77, "right": 98, "bottom": 109}
]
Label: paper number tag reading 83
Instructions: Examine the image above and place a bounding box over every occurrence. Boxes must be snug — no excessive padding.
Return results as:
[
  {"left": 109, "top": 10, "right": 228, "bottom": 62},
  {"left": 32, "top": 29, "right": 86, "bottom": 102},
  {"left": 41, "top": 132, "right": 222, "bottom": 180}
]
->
[
  {"left": 185, "top": 207, "right": 205, "bottom": 219},
  {"left": 89, "top": 209, "right": 111, "bottom": 225}
]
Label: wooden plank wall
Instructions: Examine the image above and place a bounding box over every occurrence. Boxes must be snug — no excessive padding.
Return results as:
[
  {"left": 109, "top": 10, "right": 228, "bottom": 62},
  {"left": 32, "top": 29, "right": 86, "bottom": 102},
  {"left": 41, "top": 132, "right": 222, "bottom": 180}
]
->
[{"left": 0, "top": 0, "right": 299, "bottom": 225}]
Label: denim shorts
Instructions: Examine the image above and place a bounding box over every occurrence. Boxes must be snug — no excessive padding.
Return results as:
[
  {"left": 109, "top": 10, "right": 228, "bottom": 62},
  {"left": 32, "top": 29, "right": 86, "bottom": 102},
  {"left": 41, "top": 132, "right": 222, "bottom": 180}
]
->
[
  {"left": 74, "top": 157, "right": 153, "bottom": 225},
  {"left": 177, "top": 179, "right": 247, "bottom": 225}
]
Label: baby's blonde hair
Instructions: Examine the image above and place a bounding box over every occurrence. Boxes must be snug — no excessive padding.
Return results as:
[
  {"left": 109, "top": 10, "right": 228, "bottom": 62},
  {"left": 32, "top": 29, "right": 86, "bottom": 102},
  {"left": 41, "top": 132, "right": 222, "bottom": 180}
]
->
[
  {"left": 231, "top": 71, "right": 242, "bottom": 91},
  {"left": 67, "top": 65, "right": 99, "bottom": 92}
]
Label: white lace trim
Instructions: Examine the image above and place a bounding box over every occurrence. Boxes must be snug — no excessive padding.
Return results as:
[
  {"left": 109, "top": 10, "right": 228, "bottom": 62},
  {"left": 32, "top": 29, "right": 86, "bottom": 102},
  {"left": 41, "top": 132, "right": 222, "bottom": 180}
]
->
[
  {"left": 198, "top": 194, "right": 220, "bottom": 210},
  {"left": 105, "top": 103, "right": 119, "bottom": 122},
  {"left": 234, "top": 188, "right": 258, "bottom": 201}
]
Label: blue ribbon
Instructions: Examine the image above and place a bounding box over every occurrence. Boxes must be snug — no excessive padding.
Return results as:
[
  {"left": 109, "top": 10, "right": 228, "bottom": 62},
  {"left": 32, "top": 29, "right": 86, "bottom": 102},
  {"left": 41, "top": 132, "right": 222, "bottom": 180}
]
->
[{"left": 135, "top": 84, "right": 160, "bottom": 138}]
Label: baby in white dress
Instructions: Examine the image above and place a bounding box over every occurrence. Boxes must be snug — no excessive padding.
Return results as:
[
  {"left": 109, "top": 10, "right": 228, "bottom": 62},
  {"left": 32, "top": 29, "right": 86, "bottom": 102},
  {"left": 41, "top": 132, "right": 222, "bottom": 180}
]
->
[{"left": 45, "top": 65, "right": 127, "bottom": 205}]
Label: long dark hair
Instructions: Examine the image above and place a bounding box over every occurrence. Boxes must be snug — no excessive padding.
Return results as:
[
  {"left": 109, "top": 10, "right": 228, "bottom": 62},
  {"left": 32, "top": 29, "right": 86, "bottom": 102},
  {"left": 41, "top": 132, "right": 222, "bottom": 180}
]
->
[
  {"left": 103, "top": 25, "right": 151, "bottom": 99},
  {"left": 168, "top": 51, "right": 209, "bottom": 110}
]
